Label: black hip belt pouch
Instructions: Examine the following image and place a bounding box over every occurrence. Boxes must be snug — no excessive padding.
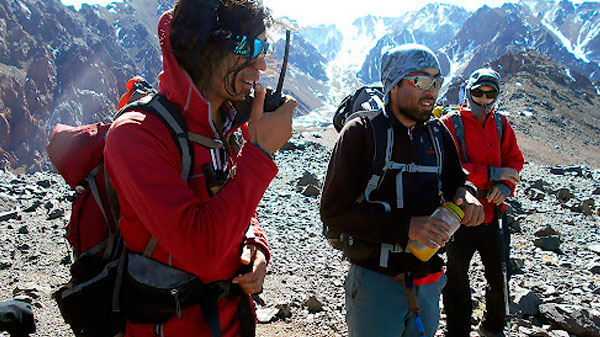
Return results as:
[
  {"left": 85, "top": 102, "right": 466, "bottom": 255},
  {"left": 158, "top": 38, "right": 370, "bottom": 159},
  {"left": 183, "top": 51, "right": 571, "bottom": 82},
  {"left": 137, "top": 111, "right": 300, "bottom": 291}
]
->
[{"left": 121, "top": 253, "right": 238, "bottom": 324}]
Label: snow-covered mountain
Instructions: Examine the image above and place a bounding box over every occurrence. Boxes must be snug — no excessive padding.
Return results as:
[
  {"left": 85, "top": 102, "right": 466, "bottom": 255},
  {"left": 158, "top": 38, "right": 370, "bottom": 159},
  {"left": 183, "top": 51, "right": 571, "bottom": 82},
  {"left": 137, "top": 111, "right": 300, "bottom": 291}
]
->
[
  {"left": 2, "top": 0, "right": 600, "bottom": 172},
  {"left": 293, "top": 0, "right": 600, "bottom": 105}
]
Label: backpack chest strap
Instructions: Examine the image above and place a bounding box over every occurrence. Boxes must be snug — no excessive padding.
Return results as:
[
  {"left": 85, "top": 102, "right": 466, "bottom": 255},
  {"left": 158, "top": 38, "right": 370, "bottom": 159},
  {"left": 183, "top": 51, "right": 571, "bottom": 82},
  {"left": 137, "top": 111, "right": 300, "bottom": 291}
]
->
[{"left": 388, "top": 162, "right": 443, "bottom": 209}]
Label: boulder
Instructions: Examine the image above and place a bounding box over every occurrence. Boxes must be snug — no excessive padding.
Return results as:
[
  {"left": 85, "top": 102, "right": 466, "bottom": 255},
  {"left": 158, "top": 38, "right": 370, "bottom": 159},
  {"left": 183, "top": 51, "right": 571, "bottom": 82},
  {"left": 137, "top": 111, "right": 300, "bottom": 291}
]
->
[
  {"left": 297, "top": 171, "right": 321, "bottom": 188},
  {"left": 306, "top": 295, "right": 324, "bottom": 312},
  {"left": 534, "top": 236, "right": 561, "bottom": 252},
  {"left": 528, "top": 188, "right": 546, "bottom": 201},
  {"left": 555, "top": 188, "right": 574, "bottom": 203},
  {"left": 301, "top": 185, "right": 320, "bottom": 197},
  {"left": 539, "top": 304, "right": 600, "bottom": 337},
  {"left": 534, "top": 226, "right": 560, "bottom": 238},
  {"left": 512, "top": 288, "right": 542, "bottom": 316}
]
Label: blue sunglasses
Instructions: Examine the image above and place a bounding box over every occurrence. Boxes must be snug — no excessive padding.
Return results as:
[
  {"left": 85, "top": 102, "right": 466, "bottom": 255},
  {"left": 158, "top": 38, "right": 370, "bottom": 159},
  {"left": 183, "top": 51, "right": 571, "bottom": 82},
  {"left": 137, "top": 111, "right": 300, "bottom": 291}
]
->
[{"left": 233, "top": 35, "right": 270, "bottom": 59}]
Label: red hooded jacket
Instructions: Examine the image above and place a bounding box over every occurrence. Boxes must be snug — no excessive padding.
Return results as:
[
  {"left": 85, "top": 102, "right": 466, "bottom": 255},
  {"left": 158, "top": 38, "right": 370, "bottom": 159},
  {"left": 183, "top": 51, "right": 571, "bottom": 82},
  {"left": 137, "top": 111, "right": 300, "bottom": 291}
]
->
[
  {"left": 104, "top": 11, "right": 275, "bottom": 337},
  {"left": 441, "top": 107, "right": 524, "bottom": 223}
]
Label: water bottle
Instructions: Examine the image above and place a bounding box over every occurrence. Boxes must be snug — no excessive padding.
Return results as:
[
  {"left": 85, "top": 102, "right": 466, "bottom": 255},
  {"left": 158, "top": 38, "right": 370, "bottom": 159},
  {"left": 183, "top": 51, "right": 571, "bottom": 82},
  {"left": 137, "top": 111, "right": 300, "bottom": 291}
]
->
[{"left": 406, "top": 202, "right": 465, "bottom": 262}]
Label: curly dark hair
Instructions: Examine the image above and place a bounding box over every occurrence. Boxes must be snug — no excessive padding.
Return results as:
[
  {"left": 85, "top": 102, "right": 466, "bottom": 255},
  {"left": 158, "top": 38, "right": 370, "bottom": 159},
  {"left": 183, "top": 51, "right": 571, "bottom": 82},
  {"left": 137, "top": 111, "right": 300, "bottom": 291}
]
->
[{"left": 170, "top": 0, "right": 272, "bottom": 98}]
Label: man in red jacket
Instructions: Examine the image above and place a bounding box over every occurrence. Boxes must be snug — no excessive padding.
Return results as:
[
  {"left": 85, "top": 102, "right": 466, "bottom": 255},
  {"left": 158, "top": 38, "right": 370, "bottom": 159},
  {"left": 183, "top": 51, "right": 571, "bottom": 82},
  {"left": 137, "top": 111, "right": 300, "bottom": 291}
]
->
[
  {"left": 104, "top": 0, "right": 296, "bottom": 336},
  {"left": 441, "top": 68, "right": 524, "bottom": 337}
]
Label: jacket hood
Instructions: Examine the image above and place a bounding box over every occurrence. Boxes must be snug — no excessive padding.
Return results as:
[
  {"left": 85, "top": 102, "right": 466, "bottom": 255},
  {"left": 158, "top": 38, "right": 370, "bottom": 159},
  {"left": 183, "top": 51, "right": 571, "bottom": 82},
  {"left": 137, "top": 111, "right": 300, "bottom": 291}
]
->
[
  {"left": 465, "top": 68, "right": 501, "bottom": 121},
  {"left": 156, "top": 10, "right": 218, "bottom": 138}
]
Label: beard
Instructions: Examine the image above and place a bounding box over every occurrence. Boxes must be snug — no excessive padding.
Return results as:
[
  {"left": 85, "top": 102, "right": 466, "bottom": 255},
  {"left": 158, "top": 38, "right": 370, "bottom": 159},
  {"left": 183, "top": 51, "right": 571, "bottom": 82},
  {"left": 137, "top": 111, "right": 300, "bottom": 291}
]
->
[{"left": 397, "top": 98, "right": 434, "bottom": 124}]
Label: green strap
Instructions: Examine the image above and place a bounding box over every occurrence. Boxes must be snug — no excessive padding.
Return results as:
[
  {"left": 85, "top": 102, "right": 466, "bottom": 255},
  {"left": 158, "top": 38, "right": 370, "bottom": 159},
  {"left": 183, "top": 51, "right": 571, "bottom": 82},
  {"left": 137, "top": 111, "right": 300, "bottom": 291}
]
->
[
  {"left": 143, "top": 236, "right": 158, "bottom": 258},
  {"left": 188, "top": 132, "right": 224, "bottom": 149}
]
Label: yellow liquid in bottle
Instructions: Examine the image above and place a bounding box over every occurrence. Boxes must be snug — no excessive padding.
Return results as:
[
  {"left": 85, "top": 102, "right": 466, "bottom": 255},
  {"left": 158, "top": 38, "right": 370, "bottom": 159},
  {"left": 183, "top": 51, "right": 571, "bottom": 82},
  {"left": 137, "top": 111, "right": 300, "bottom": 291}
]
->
[{"left": 406, "top": 242, "right": 439, "bottom": 262}]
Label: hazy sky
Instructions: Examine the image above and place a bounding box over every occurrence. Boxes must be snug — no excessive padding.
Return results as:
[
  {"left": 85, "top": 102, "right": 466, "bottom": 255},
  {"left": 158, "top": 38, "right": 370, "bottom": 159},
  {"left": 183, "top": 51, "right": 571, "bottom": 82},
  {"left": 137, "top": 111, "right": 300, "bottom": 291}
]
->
[
  {"left": 61, "top": 0, "right": 598, "bottom": 24},
  {"left": 60, "top": 0, "right": 595, "bottom": 25}
]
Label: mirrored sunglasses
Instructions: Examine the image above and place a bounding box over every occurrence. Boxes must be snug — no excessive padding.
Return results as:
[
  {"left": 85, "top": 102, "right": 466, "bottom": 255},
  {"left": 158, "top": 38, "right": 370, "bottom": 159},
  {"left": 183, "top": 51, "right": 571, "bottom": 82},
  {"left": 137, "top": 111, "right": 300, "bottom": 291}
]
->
[
  {"left": 404, "top": 75, "right": 444, "bottom": 91},
  {"left": 470, "top": 89, "right": 498, "bottom": 99},
  {"left": 233, "top": 35, "right": 270, "bottom": 59}
]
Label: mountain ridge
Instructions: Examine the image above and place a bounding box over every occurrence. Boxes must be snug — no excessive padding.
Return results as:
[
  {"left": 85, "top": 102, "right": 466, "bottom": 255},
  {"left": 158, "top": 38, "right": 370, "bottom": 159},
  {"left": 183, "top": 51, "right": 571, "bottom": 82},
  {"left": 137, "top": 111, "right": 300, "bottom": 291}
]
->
[{"left": 1, "top": 0, "right": 600, "bottom": 172}]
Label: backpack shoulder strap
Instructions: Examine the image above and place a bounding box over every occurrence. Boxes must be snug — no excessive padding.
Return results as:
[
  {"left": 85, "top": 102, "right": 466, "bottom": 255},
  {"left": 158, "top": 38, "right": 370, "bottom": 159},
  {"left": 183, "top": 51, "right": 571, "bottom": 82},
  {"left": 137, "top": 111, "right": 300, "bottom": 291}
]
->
[
  {"left": 118, "top": 94, "right": 194, "bottom": 181},
  {"left": 359, "top": 110, "right": 393, "bottom": 213},
  {"left": 427, "top": 120, "right": 445, "bottom": 170},
  {"left": 449, "top": 112, "right": 468, "bottom": 163},
  {"left": 113, "top": 94, "right": 193, "bottom": 258},
  {"left": 493, "top": 111, "right": 504, "bottom": 150}
]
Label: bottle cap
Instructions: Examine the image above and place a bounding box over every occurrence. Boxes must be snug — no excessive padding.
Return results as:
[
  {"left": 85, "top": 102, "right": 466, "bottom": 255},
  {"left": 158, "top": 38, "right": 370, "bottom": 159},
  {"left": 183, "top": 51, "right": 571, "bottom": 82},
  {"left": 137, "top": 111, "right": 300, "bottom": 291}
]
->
[{"left": 444, "top": 202, "right": 465, "bottom": 221}]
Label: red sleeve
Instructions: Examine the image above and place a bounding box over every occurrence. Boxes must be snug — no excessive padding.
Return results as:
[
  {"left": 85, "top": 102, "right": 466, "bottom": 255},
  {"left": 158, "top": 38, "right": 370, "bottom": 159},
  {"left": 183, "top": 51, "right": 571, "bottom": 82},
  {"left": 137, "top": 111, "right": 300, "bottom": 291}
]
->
[
  {"left": 499, "top": 116, "right": 525, "bottom": 193},
  {"left": 245, "top": 215, "right": 271, "bottom": 264},
  {"left": 104, "top": 112, "right": 277, "bottom": 276}
]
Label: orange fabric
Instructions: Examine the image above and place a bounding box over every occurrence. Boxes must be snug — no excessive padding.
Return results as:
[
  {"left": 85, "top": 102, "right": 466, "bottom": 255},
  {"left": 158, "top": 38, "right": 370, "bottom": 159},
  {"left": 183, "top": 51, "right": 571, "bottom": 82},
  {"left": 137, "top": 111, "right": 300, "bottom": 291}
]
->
[
  {"left": 117, "top": 76, "right": 146, "bottom": 110},
  {"left": 104, "top": 10, "right": 275, "bottom": 337},
  {"left": 390, "top": 267, "right": 444, "bottom": 286}
]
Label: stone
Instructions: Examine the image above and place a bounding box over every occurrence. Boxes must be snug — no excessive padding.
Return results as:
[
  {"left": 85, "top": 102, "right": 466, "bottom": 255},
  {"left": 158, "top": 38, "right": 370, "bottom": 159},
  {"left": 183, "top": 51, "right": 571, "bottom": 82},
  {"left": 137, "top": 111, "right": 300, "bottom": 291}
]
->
[
  {"left": 17, "top": 226, "right": 29, "bottom": 234},
  {"left": 277, "top": 302, "right": 293, "bottom": 319},
  {"left": 297, "top": 171, "right": 321, "bottom": 188},
  {"left": 577, "top": 199, "right": 595, "bottom": 216},
  {"left": 534, "top": 226, "right": 560, "bottom": 237},
  {"left": 47, "top": 208, "right": 64, "bottom": 220},
  {"left": 512, "top": 289, "right": 542, "bottom": 316},
  {"left": 0, "top": 210, "right": 18, "bottom": 222},
  {"left": 510, "top": 258, "right": 525, "bottom": 272},
  {"left": 0, "top": 259, "right": 11, "bottom": 270},
  {"left": 555, "top": 188, "right": 574, "bottom": 203},
  {"left": 256, "top": 307, "right": 279, "bottom": 323},
  {"left": 534, "top": 236, "right": 561, "bottom": 252},
  {"left": 590, "top": 265, "right": 600, "bottom": 275},
  {"left": 530, "top": 179, "right": 549, "bottom": 191},
  {"left": 0, "top": 194, "right": 16, "bottom": 212},
  {"left": 528, "top": 188, "right": 546, "bottom": 201},
  {"left": 550, "top": 165, "right": 583, "bottom": 176},
  {"left": 281, "top": 140, "right": 307, "bottom": 151},
  {"left": 593, "top": 187, "right": 600, "bottom": 195},
  {"left": 506, "top": 213, "right": 522, "bottom": 233},
  {"left": 539, "top": 304, "right": 600, "bottom": 337},
  {"left": 36, "top": 179, "right": 52, "bottom": 188},
  {"left": 587, "top": 244, "right": 600, "bottom": 254},
  {"left": 306, "top": 295, "right": 324, "bottom": 312},
  {"left": 302, "top": 185, "right": 320, "bottom": 197}
]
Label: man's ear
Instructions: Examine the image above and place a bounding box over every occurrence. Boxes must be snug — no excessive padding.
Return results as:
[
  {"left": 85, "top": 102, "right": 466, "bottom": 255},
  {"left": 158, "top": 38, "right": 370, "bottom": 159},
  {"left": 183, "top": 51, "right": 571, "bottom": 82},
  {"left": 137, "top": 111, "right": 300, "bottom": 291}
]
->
[{"left": 390, "top": 82, "right": 402, "bottom": 103}]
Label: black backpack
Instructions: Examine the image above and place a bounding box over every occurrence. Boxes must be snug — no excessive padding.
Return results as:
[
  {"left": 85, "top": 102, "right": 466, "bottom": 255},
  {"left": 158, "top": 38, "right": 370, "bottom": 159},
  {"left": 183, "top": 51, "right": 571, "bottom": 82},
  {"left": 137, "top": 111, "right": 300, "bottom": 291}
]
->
[
  {"left": 332, "top": 86, "right": 385, "bottom": 132},
  {"left": 325, "top": 86, "right": 445, "bottom": 267}
]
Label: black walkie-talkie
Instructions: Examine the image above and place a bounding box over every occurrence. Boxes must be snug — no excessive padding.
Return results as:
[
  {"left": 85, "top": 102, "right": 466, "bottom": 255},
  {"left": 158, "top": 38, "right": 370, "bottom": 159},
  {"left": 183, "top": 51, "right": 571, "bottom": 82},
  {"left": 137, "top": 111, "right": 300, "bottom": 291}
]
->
[{"left": 263, "top": 29, "right": 291, "bottom": 112}]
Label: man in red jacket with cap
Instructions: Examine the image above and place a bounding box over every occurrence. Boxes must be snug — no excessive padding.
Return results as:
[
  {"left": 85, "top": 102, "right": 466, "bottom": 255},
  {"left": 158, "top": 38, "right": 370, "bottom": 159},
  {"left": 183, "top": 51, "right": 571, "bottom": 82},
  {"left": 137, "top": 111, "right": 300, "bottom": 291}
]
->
[{"left": 441, "top": 68, "right": 524, "bottom": 337}]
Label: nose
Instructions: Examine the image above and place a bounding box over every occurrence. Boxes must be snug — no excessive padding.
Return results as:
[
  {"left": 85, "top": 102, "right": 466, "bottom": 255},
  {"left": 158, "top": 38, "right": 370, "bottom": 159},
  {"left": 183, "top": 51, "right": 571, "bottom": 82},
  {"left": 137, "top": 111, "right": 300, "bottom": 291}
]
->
[
  {"left": 424, "top": 86, "right": 439, "bottom": 97},
  {"left": 252, "top": 54, "right": 267, "bottom": 71}
]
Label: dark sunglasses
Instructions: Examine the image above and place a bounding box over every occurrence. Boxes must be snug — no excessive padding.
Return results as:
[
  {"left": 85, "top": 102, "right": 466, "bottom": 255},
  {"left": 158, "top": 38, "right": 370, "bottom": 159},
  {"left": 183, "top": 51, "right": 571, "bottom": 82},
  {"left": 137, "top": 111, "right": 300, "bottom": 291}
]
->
[
  {"left": 233, "top": 35, "right": 270, "bottom": 59},
  {"left": 404, "top": 75, "right": 444, "bottom": 91},
  {"left": 470, "top": 89, "right": 498, "bottom": 99}
]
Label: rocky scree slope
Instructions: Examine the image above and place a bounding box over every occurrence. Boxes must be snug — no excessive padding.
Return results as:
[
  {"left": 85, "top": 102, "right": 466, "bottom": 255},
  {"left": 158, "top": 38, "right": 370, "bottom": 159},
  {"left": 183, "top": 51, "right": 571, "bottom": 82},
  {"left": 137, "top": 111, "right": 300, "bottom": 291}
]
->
[{"left": 1, "top": 133, "right": 600, "bottom": 336}]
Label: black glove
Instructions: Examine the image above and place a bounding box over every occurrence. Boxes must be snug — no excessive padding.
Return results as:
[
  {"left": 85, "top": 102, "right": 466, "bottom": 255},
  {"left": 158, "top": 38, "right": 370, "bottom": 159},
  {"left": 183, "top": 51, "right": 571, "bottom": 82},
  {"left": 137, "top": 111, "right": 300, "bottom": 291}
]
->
[{"left": 0, "top": 300, "right": 36, "bottom": 337}]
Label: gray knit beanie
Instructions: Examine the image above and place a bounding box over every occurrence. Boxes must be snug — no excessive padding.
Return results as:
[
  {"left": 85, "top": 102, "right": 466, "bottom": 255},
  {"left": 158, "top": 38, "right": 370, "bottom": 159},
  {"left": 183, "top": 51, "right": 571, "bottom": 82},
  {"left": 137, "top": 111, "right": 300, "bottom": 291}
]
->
[{"left": 380, "top": 44, "right": 441, "bottom": 105}]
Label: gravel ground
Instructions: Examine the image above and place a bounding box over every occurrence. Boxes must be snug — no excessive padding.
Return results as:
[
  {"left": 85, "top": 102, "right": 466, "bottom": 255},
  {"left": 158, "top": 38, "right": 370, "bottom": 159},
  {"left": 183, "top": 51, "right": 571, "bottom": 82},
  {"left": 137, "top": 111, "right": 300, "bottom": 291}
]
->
[{"left": 1, "top": 129, "right": 600, "bottom": 337}]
